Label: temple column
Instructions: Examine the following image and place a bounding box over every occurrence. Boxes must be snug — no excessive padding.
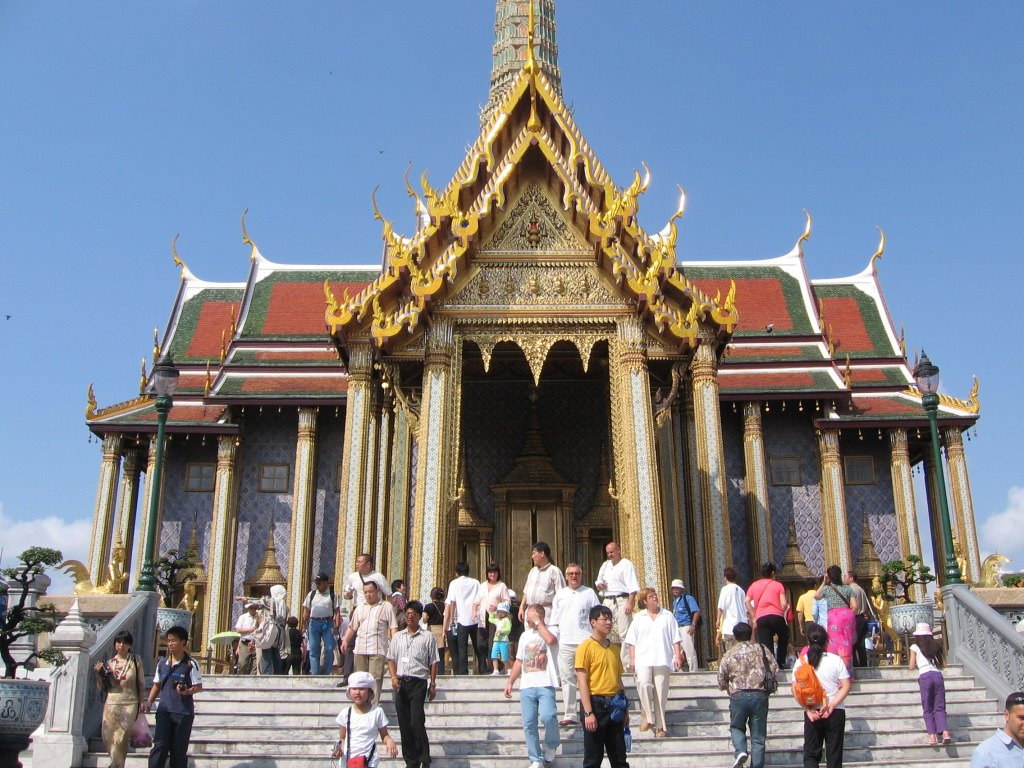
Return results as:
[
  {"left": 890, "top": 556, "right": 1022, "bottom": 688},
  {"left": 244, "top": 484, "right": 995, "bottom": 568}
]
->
[
  {"left": 204, "top": 435, "right": 241, "bottom": 647},
  {"left": 690, "top": 328, "right": 733, "bottom": 599},
  {"left": 360, "top": 389, "right": 381, "bottom": 556},
  {"left": 680, "top": 394, "right": 708, "bottom": 607},
  {"left": 87, "top": 434, "right": 122, "bottom": 582},
  {"left": 131, "top": 440, "right": 159, "bottom": 589},
  {"left": 817, "top": 428, "right": 852, "bottom": 571},
  {"left": 387, "top": 404, "right": 414, "bottom": 584},
  {"left": 335, "top": 342, "right": 375, "bottom": 583},
  {"left": 410, "top": 319, "right": 461, "bottom": 599},
  {"left": 287, "top": 407, "right": 318, "bottom": 616},
  {"left": 372, "top": 395, "right": 393, "bottom": 563},
  {"left": 888, "top": 429, "right": 923, "bottom": 598},
  {"left": 742, "top": 402, "right": 773, "bottom": 567},
  {"left": 922, "top": 450, "right": 949, "bottom": 586},
  {"left": 111, "top": 449, "right": 142, "bottom": 587},
  {"left": 609, "top": 318, "right": 670, "bottom": 597},
  {"left": 656, "top": 402, "right": 689, "bottom": 587},
  {"left": 942, "top": 426, "right": 980, "bottom": 584}
]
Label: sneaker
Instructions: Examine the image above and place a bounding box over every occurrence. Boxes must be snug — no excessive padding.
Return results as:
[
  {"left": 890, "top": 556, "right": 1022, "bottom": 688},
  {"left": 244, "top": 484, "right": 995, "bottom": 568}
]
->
[
  {"left": 491, "top": 670, "right": 501, "bottom": 676},
  {"left": 529, "top": 762, "right": 543, "bottom": 768},
  {"left": 544, "top": 744, "right": 559, "bottom": 762},
  {"left": 732, "top": 753, "right": 749, "bottom": 768}
]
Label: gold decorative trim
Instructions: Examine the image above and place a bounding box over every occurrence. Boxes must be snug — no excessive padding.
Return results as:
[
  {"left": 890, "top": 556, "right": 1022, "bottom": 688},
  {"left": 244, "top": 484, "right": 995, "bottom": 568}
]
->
[{"left": 903, "top": 376, "right": 980, "bottom": 414}]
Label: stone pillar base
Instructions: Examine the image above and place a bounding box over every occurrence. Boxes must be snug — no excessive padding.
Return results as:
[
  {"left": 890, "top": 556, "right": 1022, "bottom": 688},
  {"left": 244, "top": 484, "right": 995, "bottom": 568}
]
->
[{"left": 21, "top": 733, "right": 88, "bottom": 768}]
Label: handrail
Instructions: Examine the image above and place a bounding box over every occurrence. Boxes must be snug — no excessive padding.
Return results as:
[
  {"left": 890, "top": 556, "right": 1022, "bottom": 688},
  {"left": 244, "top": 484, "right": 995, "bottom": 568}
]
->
[
  {"left": 81, "top": 592, "right": 158, "bottom": 741},
  {"left": 943, "top": 583, "right": 1024, "bottom": 702}
]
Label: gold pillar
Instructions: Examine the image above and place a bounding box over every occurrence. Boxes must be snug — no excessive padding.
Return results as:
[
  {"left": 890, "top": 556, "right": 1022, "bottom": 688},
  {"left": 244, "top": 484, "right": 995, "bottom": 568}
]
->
[
  {"left": 335, "top": 342, "right": 375, "bottom": 583},
  {"left": 131, "top": 439, "right": 159, "bottom": 589},
  {"left": 681, "top": 390, "right": 713, "bottom": 654},
  {"left": 922, "top": 450, "right": 948, "bottom": 586},
  {"left": 373, "top": 396, "right": 393, "bottom": 563},
  {"left": 742, "top": 402, "right": 773, "bottom": 567},
  {"left": 204, "top": 434, "right": 241, "bottom": 644},
  {"left": 817, "top": 428, "right": 852, "bottom": 570},
  {"left": 888, "top": 429, "right": 923, "bottom": 598},
  {"left": 610, "top": 317, "right": 669, "bottom": 596},
  {"left": 387, "top": 404, "right": 414, "bottom": 586},
  {"left": 87, "top": 434, "right": 122, "bottom": 582},
  {"left": 690, "top": 328, "right": 733, "bottom": 594},
  {"left": 287, "top": 407, "right": 318, "bottom": 616},
  {"left": 112, "top": 449, "right": 142, "bottom": 583},
  {"left": 942, "top": 426, "right": 980, "bottom": 584},
  {"left": 410, "top": 319, "right": 461, "bottom": 599},
  {"left": 360, "top": 389, "right": 381, "bottom": 556}
]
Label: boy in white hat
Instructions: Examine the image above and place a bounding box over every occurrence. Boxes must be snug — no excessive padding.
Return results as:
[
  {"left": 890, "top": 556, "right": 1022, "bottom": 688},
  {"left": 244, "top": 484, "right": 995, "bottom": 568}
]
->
[
  {"left": 490, "top": 602, "right": 513, "bottom": 675},
  {"left": 331, "top": 670, "right": 397, "bottom": 767},
  {"left": 670, "top": 579, "right": 701, "bottom": 672}
]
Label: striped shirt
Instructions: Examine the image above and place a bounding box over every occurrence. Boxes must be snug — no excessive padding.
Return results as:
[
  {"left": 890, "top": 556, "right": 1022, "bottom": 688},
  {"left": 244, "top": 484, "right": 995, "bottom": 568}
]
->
[
  {"left": 350, "top": 601, "right": 397, "bottom": 656},
  {"left": 386, "top": 626, "right": 440, "bottom": 680}
]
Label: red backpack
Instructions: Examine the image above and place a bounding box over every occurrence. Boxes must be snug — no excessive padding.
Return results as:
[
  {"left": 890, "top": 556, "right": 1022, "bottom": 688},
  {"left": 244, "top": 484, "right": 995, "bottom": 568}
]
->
[{"left": 792, "top": 654, "right": 825, "bottom": 708}]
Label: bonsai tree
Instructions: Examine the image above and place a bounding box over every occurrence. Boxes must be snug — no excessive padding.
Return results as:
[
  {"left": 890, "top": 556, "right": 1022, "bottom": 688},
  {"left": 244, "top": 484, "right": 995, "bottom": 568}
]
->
[
  {"left": 874, "top": 555, "right": 937, "bottom": 604},
  {"left": 154, "top": 547, "right": 198, "bottom": 609},
  {"left": 1, "top": 547, "right": 68, "bottom": 678}
]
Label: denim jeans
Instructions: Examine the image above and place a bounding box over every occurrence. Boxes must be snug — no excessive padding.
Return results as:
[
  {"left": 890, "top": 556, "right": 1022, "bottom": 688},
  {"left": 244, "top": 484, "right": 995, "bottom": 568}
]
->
[
  {"left": 307, "top": 618, "right": 335, "bottom": 675},
  {"left": 519, "top": 686, "right": 559, "bottom": 763},
  {"left": 729, "top": 690, "right": 769, "bottom": 768}
]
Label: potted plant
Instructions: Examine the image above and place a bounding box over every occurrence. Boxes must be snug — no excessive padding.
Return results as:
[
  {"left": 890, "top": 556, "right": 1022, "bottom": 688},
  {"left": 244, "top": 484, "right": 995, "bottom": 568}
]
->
[
  {"left": 875, "top": 555, "right": 937, "bottom": 635},
  {"left": 153, "top": 547, "right": 198, "bottom": 637},
  {"left": 0, "top": 547, "right": 67, "bottom": 758}
]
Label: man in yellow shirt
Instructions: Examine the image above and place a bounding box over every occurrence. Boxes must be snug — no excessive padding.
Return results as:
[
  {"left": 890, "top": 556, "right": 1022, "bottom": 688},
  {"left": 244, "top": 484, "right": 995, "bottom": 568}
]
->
[
  {"left": 794, "top": 578, "right": 819, "bottom": 639},
  {"left": 575, "top": 605, "right": 629, "bottom": 768}
]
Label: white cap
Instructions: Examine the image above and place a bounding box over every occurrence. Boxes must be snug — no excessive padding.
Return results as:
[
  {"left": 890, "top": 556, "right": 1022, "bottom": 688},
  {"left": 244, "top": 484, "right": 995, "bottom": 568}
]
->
[
  {"left": 670, "top": 579, "right": 685, "bottom": 589},
  {"left": 347, "top": 671, "right": 376, "bottom": 691}
]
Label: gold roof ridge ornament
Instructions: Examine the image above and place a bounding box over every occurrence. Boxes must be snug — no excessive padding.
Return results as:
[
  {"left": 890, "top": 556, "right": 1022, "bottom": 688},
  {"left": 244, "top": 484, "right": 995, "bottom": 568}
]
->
[
  {"left": 903, "top": 374, "right": 981, "bottom": 415},
  {"left": 171, "top": 233, "right": 192, "bottom": 279},
  {"left": 869, "top": 226, "right": 885, "bottom": 271},
  {"left": 140, "top": 357, "right": 149, "bottom": 394},
  {"left": 86, "top": 383, "right": 97, "bottom": 419},
  {"left": 796, "top": 209, "right": 812, "bottom": 259},
  {"left": 241, "top": 208, "right": 261, "bottom": 261}
]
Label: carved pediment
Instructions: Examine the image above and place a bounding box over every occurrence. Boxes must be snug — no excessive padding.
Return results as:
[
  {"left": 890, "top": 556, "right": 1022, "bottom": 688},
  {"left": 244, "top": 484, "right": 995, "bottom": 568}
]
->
[
  {"left": 437, "top": 262, "right": 629, "bottom": 313},
  {"left": 481, "top": 181, "right": 591, "bottom": 254}
]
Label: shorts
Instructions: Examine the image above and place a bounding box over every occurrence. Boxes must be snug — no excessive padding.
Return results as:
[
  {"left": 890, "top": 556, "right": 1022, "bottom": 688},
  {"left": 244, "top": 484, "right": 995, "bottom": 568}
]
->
[{"left": 491, "top": 640, "right": 510, "bottom": 662}]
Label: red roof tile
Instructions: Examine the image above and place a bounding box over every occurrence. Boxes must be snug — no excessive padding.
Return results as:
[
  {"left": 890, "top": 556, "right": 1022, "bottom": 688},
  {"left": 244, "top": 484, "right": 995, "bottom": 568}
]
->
[
  {"left": 261, "top": 281, "right": 369, "bottom": 335},
  {"left": 692, "top": 278, "right": 796, "bottom": 333},
  {"left": 820, "top": 296, "right": 872, "bottom": 353},
  {"left": 186, "top": 301, "right": 239, "bottom": 359}
]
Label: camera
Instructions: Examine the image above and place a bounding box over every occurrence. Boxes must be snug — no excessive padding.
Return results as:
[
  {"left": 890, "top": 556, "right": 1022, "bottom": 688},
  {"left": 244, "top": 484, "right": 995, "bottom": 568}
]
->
[{"left": 171, "top": 670, "right": 192, "bottom": 692}]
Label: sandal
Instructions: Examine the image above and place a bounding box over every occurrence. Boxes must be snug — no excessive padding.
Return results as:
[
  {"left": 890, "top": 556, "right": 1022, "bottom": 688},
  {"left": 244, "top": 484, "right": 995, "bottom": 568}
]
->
[
  {"left": 942, "top": 732, "right": 952, "bottom": 744},
  {"left": 656, "top": 729, "right": 668, "bottom": 738},
  {"left": 927, "top": 734, "right": 937, "bottom": 746},
  {"left": 639, "top": 721, "right": 651, "bottom": 732}
]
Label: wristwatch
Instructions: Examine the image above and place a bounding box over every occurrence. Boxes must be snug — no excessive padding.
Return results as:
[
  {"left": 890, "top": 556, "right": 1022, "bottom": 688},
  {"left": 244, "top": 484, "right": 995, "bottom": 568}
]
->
[{"left": 583, "top": 710, "right": 594, "bottom": 717}]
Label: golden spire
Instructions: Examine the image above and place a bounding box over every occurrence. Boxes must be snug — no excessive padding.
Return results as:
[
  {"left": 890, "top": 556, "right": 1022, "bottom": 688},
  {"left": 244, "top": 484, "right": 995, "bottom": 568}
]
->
[
  {"left": 869, "top": 226, "right": 885, "bottom": 270},
  {"left": 525, "top": 0, "right": 537, "bottom": 74},
  {"left": 86, "top": 383, "right": 97, "bottom": 419},
  {"left": 247, "top": 521, "right": 286, "bottom": 586},
  {"left": 204, "top": 361, "right": 212, "bottom": 396},
  {"left": 779, "top": 514, "right": 814, "bottom": 581},
  {"left": 795, "top": 209, "right": 812, "bottom": 258},
  {"left": 856, "top": 515, "right": 882, "bottom": 580}
]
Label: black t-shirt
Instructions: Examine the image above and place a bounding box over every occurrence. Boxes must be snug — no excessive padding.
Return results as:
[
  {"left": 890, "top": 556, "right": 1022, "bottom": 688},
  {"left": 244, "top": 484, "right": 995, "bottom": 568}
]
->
[
  {"left": 423, "top": 600, "right": 445, "bottom": 626},
  {"left": 287, "top": 627, "right": 303, "bottom": 655}
]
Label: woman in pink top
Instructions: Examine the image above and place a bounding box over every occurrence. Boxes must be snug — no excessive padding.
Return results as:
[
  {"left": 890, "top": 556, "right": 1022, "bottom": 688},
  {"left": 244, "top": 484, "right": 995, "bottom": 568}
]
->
[
  {"left": 745, "top": 562, "right": 790, "bottom": 669},
  {"left": 477, "top": 562, "right": 510, "bottom": 674}
]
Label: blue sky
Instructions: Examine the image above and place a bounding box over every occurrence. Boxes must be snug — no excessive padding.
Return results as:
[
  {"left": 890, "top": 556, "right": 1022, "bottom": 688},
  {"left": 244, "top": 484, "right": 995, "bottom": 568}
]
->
[{"left": 1, "top": 2, "right": 1022, "bottom": 592}]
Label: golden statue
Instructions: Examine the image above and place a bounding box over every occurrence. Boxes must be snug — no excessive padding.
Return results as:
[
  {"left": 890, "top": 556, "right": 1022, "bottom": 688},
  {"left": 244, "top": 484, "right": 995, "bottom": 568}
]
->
[
  {"left": 60, "top": 540, "right": 129, "bottom": 595},
  {"left": 178, "top": 577, "right": 200, "bottom": 612},
  {"left": 952, "top": 537, "right": 969, "bottom": 584},
  {"left": 870, "top": 575, "right": 901, "bottom": 659},
  {"left": 980, "top": 553, "right": 1010, "bottom": 588}
]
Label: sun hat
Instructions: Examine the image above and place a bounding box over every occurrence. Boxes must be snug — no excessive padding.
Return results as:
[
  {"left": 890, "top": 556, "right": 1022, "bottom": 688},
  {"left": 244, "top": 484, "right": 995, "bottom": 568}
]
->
[
  {"left": 496, "top": 603, "right": 511, "bottom": 614},
  {"left": 670, "top": 579, "right": 685, "bottom": 589},
  {"left": 912, "top": 622, "right": 933, "bottom": 637},
  {"left": 245, "top": 599, "right": 262, "bottom": 609},
  {"left": 347, "top": 671, "right": 376, "bottom": 691}
]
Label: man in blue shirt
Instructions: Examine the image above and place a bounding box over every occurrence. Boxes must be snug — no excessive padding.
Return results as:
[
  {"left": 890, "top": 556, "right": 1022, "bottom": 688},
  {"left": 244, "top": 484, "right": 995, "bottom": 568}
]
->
[
  {"left": 670, "top": 579, "right": 701, "bottom": 672},
  {"left": 972, "top": 691, "right": 1024, "bottom": 767}
]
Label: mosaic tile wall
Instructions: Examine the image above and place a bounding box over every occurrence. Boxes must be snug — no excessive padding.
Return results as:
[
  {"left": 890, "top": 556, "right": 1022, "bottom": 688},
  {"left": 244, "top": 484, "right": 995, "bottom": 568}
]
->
[
  {"left": 233, "top": 408, "right": 297, "bottom": 622},
  {"left": 312, "top": 410, "right": 345, "bottom": 582},
  {"left": 720, "top": 407, "right": 752, "bottom": 584},
  {"left": 159, "top": 440, "right": 216, "bottom": 564},
  {"left": 461, "top": 378, "right": 608, "bottom": 523},
  {"left": 839, "top": 432, "right": 900, "bottom": 565},
  {"left": 762, "top": 410, "right": 824, "bottom": 576}
]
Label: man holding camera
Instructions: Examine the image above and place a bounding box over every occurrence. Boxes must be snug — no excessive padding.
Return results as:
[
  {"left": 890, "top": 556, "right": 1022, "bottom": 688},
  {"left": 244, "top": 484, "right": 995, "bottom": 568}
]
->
[{"left": 145, "top": 624, "right": 203, "bottom": 768}]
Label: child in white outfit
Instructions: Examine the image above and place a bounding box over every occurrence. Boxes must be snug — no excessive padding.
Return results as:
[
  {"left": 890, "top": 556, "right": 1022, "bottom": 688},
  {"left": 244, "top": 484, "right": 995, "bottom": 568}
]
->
[{"left": 331, "top": 671, "right": 397, "bottom": 767}]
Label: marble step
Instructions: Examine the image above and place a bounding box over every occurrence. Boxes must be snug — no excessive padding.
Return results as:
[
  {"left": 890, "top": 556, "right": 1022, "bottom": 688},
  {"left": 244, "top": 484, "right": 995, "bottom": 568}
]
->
[{"left": 82, "top": 744, "right": 980, "bottom": 768}]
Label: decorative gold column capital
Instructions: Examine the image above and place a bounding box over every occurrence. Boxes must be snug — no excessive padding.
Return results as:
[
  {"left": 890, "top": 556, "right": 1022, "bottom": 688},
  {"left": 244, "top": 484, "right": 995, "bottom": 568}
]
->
[
  {"left": 217, "top": 433, "right": 239, "bottom": 465},
  {"left": 425, "top": 318, "right": 456, "bottom": 369},
  {"left": 742, "top": 401, "right": 762, "bottom": 433},
  {"left": 101, "top": 432, "right": 123, "bottom": 458},
  {"left": 818, "top": 428, "right": 841, "bottom": 461},
  {"left": 889, "top": 427, "right": 909, "bottom": 458},
  {"left": 347, "top": 340, "right": 374, "bottom": 383},
  {"left": 941, "top": 425, "right": 965, "bottom": 458}
]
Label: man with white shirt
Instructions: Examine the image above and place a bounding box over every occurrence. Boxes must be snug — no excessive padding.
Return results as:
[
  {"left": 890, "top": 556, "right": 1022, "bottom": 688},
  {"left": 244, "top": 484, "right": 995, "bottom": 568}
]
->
[
  {"left": 443, "top": 561, "right": 482, "bottom": 675},
  {"left": 520, "top": 541, "right": 566, "bottom": 624},
  {"left": 343, "top": 553, "right": 391, "bottom": 609},
  {"left": 301, "top": 573, "right": 342, "bottom": 675},
  {"left": 594, "top": 541, "right": 639, "bottom": 667},
  {"left": 550, "top": 563, "right": 599, "bottom": 726}
]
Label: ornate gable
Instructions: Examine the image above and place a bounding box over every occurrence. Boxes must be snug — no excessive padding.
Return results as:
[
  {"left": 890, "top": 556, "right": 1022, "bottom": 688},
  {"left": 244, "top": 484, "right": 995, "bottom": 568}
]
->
[{"left": 481, "top": 181, "right": 590, "bottom": 254}]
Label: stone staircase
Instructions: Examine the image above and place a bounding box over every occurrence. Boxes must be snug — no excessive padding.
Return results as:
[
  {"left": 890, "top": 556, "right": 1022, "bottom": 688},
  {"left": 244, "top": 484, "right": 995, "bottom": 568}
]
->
[{"left": 77, "top": 665, "right": 999, "bottom": 767}]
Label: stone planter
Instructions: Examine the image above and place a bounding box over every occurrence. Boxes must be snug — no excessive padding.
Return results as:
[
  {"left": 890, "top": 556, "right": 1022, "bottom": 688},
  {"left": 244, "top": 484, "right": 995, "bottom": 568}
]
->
[
  {"left": 888, "top": 602, "right": 933, "bottom": 635},
  {"left": 155, "top": 608, "right": 194, "bottom": 637},
  {"left": 0, "top": 678, "right": 49, "bottom": 768}
]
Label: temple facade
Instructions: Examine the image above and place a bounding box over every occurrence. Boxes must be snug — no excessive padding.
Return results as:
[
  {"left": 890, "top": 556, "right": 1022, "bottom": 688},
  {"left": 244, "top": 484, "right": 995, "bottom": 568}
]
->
[{"left": 84, "top": 1, "right": 981, "bottom": 654}]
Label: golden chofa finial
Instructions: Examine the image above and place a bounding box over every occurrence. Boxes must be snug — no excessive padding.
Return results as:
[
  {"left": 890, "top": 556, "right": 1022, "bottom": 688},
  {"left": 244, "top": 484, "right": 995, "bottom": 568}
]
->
[
  {"left": 869, "top": 226, "right": 885, "bottom": 270},
  {"left": 241, "top": 208, "right": 260, "bottom": 260},
  {"left": 171, "top": 233, "right": 188, "bottom": 276},
  {"left": 843, "top": 354, "right": 852, "bottom": 389},
  {"left": 204, "top": 361, "right": 212, "bottom": 396},
  {"left": 796, "top": 209, "right": 812, "bottom": 258},
  {"left": 140, "top": 357, "right": 148, "bottom": 394},
  {"left": 153, "top": 327, "right": 161, "bottom": 361},
  {"left": 86, "top": 383, "right": 97, "bottom": 419}
]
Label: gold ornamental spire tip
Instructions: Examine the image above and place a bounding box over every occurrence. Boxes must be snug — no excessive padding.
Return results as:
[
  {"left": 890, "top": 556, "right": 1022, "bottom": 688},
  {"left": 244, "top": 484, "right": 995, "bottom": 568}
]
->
[
  {"left": 171, "top": 233, "right": 188, "bottom": 276},
  {"left": 796, "top": 209, "right": 812, "bottom": 257},
  {"left": 526, "top": 0, "right": 537, "bottom": 74},
  {"left": 241, "top": 208, "right": 260, "bottom": 260},
  {"left": 86, "top": 383, "right": 97, "bottom": 419},
  {"left": 870, "top": 226, "right": 885, "bottom": 269}
]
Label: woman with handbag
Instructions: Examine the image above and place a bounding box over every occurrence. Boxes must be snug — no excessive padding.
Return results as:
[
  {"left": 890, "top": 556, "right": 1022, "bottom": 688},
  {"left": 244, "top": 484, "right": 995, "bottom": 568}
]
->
[
  {"left": 813, "top": 565, "right": 858, "bottom": 677},
  {"left": 93, "top": 629, "right": 148, "bottom": 767},
  {"left": 331, "top": 670, "right": 398, "bottom": 767}
]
